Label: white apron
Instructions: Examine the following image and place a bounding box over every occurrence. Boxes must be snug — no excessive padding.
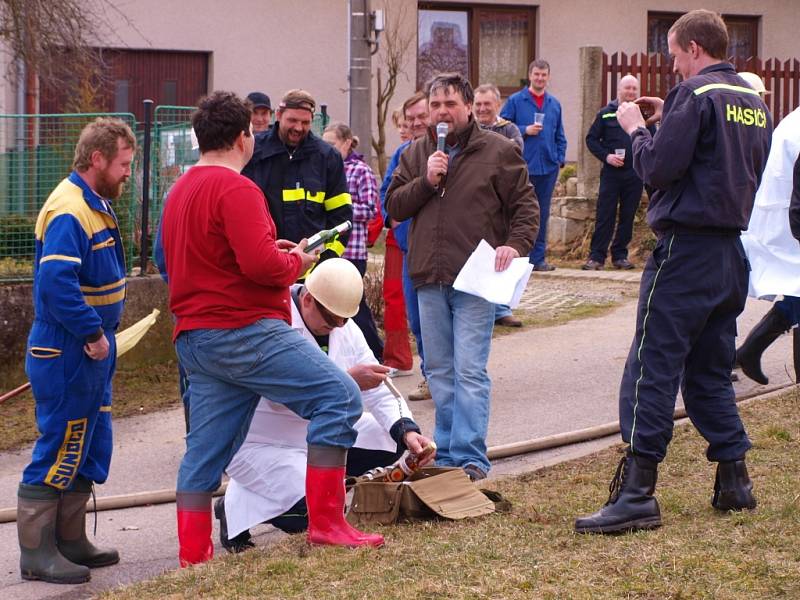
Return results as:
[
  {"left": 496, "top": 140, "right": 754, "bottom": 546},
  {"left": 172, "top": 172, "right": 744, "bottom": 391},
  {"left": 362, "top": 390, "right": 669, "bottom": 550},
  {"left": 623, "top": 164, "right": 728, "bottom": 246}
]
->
[
  {"left": 741, "top": 107, "right": 800, "bottom": 299},
  {"left": 224, "top": 293, "right": 414, "bottom": 538}
]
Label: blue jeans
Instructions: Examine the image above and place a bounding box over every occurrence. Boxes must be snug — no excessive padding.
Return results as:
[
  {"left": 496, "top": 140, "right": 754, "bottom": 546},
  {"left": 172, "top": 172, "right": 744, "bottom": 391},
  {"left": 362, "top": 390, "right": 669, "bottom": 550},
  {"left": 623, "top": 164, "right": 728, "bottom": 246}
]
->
[
  {"left": 402, "top": 253, "right": 425, "bottom": 377},
  {"left": 494, "top": 304, "right": 513, "bottom": 320},
  {"left": 417, "top": 285, "right": 495, "bottom": 473},
  {"left": 529, "top": 170, "right": 559, "bottom": 265},
  {"left": 175, "top": 318, "right": 362, "bottom": 492}
]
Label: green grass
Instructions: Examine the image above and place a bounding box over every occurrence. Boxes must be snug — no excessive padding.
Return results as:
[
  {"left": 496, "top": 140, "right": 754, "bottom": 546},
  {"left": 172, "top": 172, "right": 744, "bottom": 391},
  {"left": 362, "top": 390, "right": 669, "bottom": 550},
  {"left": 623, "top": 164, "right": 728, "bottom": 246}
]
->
[
  {"left": 493, "top": 302, "right": 618, "bottom": 338},
  {"left": 101, "top": 389, "right": 800, "bottom": 600}
]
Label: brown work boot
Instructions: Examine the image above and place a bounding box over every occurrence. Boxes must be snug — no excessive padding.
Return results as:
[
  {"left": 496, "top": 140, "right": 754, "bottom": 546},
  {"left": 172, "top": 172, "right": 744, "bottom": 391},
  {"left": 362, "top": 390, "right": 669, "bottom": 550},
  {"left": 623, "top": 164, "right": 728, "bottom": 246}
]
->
[
  {"left": 582, "top": 259, "right": 604, "bottom": 271},
  {"left": 495, "top": 315, "right": 523, "bottom": 328},
  {"left": 612, "top": 258, "right": 635, "bottom": 270},
  {"left": 408, "top": 379, "right": 432, "bottom": 401}
]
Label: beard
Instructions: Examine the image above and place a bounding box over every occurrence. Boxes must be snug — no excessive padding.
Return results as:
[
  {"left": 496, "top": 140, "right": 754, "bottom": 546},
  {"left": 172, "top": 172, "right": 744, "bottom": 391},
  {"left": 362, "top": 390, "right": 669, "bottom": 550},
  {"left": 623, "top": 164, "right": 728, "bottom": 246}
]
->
[{"left": 95, "top": 168, "right": 127, "bottom": 200}]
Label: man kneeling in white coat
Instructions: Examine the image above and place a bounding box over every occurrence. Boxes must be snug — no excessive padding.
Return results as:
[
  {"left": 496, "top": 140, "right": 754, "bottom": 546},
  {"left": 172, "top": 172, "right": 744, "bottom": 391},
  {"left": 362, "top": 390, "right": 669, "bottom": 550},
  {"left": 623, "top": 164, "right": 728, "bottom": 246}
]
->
[{"left": 216, "top": 258, "right": 433, "bottom": 552}]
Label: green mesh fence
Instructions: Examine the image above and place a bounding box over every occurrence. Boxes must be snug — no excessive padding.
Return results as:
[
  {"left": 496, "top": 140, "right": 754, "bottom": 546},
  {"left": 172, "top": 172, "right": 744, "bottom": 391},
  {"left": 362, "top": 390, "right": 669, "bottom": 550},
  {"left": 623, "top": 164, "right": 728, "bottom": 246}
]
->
[
  {"left": 0, "top": 113, "right": 138, "bottom": 281},
  {"left": 150, "top": 106, "right": 197, "bottom": 244},
  {"left": 146, "top": 106, "right": 331, "bottom": 264},
  {"left": 0, "top": 107, "right": 333, "bottom": 279}
]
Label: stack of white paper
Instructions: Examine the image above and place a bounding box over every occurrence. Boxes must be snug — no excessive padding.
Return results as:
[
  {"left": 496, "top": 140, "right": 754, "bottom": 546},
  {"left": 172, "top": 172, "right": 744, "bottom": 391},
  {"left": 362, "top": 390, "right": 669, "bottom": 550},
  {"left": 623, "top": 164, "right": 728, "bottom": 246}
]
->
[{"left": 453, "top": 239, "right": 533, "bottom": 307}]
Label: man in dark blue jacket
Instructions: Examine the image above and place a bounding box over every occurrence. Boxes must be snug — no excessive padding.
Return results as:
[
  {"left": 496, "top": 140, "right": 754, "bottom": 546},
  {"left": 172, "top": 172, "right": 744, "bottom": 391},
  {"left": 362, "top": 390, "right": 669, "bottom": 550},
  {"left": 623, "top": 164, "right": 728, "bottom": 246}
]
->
[
  {"left": 501, "top": 59, "right": 567, "bottom": 271},
  {"left": 575, "top": 9, "right": 772, "bottom": 535},
  {"left": 242, "top": 89, "right": 352, "bottom": 262},
  {"left": 584, "top": 75, "right": 654, "bottom": 270}
]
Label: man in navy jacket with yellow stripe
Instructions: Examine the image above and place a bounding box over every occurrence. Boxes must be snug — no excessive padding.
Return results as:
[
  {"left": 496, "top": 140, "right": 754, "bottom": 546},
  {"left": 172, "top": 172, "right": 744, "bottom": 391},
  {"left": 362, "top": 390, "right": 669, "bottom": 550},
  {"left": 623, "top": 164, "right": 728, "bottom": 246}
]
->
[
  {"left": 242, "top": 89, "right": 352, "bottom": 262},
  {"left": 18, "top": 118, "right": 135, "bottom": 584},
  {"left": 584, "top": 75, "right": 655, "bottom": 270},
  {"left": 575, "top": 10, "right": 771, "bottom": 535}
]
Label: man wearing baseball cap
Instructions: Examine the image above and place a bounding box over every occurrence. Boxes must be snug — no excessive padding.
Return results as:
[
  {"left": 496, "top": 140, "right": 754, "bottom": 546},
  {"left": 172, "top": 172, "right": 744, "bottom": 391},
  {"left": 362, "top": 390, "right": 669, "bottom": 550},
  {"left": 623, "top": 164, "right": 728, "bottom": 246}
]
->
[
  {"left": 242, "top": 89, "right": 353, "bottom": 266},
  {"left": 246, "top": 91, "right": 272, "bottom": 133}
]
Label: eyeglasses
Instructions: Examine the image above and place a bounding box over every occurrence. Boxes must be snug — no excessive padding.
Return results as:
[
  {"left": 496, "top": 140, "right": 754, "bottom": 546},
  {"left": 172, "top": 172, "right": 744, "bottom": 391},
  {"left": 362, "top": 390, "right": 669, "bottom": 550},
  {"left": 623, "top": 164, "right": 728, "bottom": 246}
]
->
[{"left": 313, "top": 297, "right": 348, "bottom": 328}]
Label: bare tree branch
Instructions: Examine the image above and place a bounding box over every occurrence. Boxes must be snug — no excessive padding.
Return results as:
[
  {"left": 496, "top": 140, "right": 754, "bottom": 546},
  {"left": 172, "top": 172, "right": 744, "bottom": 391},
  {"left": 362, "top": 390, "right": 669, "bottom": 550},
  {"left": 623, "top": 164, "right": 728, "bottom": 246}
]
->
[
  {"left": 371, "top": 2, "right": 414, "bottom": 179},
  {"left": 0, "top": 0, "right": 142, "bottom": 89}
]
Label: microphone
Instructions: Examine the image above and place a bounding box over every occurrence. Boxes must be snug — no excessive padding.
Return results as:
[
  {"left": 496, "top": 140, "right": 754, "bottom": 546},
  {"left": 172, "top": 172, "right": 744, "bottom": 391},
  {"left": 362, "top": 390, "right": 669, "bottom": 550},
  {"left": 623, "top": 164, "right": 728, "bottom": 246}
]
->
[{"left": 436, "top": 122, "right": 448, "bottom": 152}]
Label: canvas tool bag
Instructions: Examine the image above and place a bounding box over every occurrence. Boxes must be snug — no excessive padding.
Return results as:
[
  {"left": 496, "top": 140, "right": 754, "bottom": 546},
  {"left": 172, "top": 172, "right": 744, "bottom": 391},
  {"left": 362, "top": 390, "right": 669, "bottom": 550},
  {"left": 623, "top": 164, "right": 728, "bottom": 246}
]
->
[{"left": 346, "top": 467, "right": 495, "bottom": 526}]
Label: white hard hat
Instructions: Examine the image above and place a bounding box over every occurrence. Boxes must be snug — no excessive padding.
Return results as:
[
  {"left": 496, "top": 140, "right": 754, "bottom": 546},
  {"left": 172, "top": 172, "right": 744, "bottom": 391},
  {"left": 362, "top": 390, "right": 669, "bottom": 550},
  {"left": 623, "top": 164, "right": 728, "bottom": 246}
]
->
[
  {"left": 305, "top": 258, "right": 363, "bottom": 318},
  {"left": 738, "top": 72, "right": 768, "bottom": 95}
]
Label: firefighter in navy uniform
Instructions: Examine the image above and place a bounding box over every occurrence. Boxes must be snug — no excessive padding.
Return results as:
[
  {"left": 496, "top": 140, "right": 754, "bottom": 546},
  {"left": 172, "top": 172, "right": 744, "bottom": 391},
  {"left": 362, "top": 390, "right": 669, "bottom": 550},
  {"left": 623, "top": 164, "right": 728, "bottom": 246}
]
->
[
  {"left": 574, "top": 9, "right": 772, "bottom": 535},
  {"left": 18, "top": 118, "right": 136, "bottom": 583},
  {"left": 243, "top": 89, "right": 352, "bottom": 263},
  {"left": 584, "top": 75, "right": 655, "bottom": 270}
]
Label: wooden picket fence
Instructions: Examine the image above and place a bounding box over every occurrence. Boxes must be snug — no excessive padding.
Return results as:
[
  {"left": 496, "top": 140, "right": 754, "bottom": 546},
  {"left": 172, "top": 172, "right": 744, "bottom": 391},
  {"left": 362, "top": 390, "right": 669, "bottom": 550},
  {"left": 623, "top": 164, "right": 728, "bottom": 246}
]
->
[{"left": 602, "top": 52, "right": 800, "bottom": 124}]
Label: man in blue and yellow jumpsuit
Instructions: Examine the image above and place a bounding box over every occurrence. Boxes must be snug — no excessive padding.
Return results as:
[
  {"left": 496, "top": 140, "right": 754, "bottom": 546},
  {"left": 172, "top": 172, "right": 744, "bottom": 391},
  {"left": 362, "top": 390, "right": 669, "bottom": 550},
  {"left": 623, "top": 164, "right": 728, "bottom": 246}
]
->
[
  {"left": 575, "top": 10, "right": 772, "bottom": 534},
  {"left": 18, "top": 118, "right": 135, "bottom": 584}
]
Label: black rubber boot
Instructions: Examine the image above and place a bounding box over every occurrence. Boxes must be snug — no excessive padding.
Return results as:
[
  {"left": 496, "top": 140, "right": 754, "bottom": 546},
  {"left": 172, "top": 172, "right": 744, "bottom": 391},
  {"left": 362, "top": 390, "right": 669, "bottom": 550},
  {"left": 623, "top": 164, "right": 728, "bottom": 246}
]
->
[
  {"left": 57, "top": 477, "right": 119, "bottom": 568},
  {"left": 736, "top": 305, "right": 792, "bottom": 385},
  {"left": 712, "top": 459, "right": 757, "bottom": 511},
  {"left": 214, "top": 496, "right": 254, "bottom": 554},
  {"left": 574, "top": 451, "right": 662, "bottom": 534},
  {"left": 17, "top": 483, "right": 90, "bottom": 584}
]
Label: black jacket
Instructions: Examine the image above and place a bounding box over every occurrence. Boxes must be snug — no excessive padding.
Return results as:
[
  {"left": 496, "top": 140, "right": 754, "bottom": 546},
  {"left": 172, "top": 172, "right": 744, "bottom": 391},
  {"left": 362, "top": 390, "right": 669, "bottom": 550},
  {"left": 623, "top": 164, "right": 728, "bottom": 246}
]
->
[
  {"left": 585, "top": 99, "right": 655, "bottom": 174},
  {"left": 242, "top": 125, "right": 352, "bottom": 256},
  {"left": 385, "top": 119, "right": 538, "bottom": 287},
  {"left": 630, "top": 63, "right": 772, "bottom": 234},
  {"left": 791, "top": 154, "right": 800, "bottom": 243}
]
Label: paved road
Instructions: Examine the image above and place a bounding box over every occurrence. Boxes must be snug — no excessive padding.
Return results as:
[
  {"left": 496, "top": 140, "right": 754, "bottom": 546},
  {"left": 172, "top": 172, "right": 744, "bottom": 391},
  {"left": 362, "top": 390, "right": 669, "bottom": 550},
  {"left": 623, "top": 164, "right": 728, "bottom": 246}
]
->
[{"left": 0, "top": 269, "right": 794, "bottom": 599}]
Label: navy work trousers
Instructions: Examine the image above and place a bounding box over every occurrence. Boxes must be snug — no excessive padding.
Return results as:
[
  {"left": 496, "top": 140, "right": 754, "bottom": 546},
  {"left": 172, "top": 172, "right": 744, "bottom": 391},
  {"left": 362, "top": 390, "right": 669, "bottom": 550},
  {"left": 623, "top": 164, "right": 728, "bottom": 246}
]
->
[
  {"left": 619, "top": 231, "right": 752, "bottom": 463},
  {"left": 589, "top": 171, "right": 643, "bottom": 264}
]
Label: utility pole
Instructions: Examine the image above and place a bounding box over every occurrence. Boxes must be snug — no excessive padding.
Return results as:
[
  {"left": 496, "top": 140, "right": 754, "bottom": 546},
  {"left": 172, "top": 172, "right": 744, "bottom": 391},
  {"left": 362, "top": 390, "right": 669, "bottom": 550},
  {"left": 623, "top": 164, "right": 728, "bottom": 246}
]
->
[{"left": 349, "top": 0, "right": 372, "bottom": 160}]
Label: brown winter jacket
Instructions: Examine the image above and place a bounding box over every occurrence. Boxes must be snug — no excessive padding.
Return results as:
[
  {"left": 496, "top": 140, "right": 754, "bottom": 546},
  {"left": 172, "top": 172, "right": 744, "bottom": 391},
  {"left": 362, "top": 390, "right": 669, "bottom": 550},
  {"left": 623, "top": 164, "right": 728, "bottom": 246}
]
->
[{"left": 385, "top": 118, "right": 539, "bottom": 288}]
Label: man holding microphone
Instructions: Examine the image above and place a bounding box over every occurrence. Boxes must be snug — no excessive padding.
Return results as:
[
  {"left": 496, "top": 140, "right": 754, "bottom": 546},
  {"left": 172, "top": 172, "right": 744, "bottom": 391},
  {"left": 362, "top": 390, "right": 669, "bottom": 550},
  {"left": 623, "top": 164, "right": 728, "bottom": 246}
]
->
[{"left": 386, "top": 73, "right": 538, "bottom": 481}]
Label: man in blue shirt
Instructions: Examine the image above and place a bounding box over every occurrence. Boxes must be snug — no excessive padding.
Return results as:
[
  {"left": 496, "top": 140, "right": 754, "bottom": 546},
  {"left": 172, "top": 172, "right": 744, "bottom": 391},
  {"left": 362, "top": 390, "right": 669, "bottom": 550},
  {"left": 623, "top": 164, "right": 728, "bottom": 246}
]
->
[{"left": 501, "top": 59, "right": 567, "bottom": 271}]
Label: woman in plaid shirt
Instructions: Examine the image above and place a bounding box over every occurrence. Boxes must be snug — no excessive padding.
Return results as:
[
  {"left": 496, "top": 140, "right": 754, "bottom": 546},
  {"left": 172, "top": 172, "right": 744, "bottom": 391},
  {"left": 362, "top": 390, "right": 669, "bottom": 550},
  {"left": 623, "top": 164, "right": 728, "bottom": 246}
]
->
[{"left": 323, "top": 123, "right": 384, "bottom": 361}]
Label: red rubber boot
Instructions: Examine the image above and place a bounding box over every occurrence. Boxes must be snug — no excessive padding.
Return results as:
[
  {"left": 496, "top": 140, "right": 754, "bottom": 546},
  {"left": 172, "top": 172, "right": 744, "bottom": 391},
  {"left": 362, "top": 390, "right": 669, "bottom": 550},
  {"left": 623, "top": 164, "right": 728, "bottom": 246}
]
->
[
  {"left": 305, "top": 457, "right": 384, "bottom": 548},
  {"left": 176, "top": 492, "right": 213, "bottom": 567}
]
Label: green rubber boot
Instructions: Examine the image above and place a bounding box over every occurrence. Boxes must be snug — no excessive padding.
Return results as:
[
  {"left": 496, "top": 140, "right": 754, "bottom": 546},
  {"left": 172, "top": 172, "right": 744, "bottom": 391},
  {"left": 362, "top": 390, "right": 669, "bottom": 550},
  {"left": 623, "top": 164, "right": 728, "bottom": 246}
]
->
[
  {"left": 17, "top": 483, "right": 90, "bottom": 584},
  {"left": 57, "top": 477, "right": 120, "bottom": 568}
]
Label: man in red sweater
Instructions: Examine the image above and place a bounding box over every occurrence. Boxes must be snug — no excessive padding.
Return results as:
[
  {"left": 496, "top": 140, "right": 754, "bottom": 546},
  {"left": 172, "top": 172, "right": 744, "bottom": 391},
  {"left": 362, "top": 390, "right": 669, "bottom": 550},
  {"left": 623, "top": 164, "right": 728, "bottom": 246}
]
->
[{"left": 159, "top": 91, "right": 384, "bottom": 567}]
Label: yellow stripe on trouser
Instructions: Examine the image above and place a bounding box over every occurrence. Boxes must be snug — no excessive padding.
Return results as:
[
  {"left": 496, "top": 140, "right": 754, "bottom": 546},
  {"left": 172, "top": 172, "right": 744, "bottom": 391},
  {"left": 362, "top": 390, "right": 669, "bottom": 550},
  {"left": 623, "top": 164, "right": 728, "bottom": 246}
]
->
[
  {"left": 630, "top": 233, "right": 675, "bottom": 455},
  {"left": 306, "top": 191, "right": 325, "bottom": 204},
  {"left": 44, "top": 418, "right": 88, "bottom": 490}
]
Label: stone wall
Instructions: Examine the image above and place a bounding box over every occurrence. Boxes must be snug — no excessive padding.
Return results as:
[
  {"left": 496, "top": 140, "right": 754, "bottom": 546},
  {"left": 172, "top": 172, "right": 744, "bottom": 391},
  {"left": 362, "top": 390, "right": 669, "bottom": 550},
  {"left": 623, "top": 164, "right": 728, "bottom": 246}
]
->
[
  {"left": 547, "top": 45, "right": 603, "bottom": 247},
  {"left": 0, "top": 276, "right": 173, "bottom": 391},
  {"left": 549, "top": 194, "right": 594, "bottom": 247}
]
